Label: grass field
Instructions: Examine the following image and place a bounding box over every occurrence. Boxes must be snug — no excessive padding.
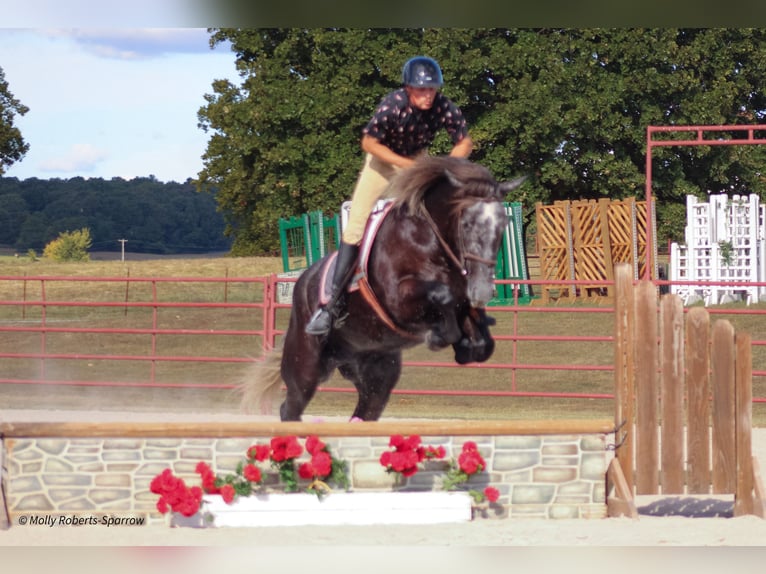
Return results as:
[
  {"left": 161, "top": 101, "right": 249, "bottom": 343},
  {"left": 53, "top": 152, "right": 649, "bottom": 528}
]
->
[{"left": 0, "top": 253, "right": 763, "bottom": 425}]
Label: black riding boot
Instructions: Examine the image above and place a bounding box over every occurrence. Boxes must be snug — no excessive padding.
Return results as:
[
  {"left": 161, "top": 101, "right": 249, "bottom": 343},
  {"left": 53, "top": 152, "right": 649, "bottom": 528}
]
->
[{"left": 305, "top": 242, "right": 360, "bottom": 335}]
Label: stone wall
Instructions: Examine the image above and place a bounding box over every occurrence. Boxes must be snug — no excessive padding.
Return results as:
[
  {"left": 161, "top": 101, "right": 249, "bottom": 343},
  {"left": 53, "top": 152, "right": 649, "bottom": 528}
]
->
[{"left": 1, "top": 433, "right": 608, "bottom": 526}]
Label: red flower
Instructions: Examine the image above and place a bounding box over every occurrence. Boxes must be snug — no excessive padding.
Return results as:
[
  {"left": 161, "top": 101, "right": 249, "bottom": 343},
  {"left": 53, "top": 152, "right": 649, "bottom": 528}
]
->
[
  {"left": 243, "top": 463, "right": 262, "bottom": 483},
  {"left": 380, "top": 435, "right": 444, "bottom": 478},
  {"left": 195, "top": 462, "right": 219, "bottom": 494},
  {"left": 247, "top": 444, "right": 271, "bottom": 462},
  {"left": 305, "top": 435, "right": 326, "bottom": 455},
  {"left": 150, "top": 469, "right": 204, "bottom": 516},
  {"left": 424, "top": 445, "right": 446, "bottom": 460},
  {"left": 457, "top": 442, "right": 486, "bottom": 476},
  {"left": 311, "top": 451, "right": 333, "bottom": 477},
  {"left": 270, "top": 436, "right": 303, "bottom": 462},
  {"left": 484, "top": 487, "right": 500, "bottom": 503},
  {"left": 298, "top": 462, "right": 314, "bottom": 480},
  {"left": 458, "top": 449, "right": 485, "bottom": 476},
  {"left": 220, "top": 483, "right": 236, "bottom": 504},
  {"left": 298, "top": 451, "right": 333, "bottom": 480}
]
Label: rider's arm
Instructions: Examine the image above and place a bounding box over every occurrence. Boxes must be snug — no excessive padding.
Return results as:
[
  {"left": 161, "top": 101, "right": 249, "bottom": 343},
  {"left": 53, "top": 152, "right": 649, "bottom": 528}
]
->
[
  {"left": 361, "top": 134, "right": 416, "bottom": 169},
  {"left": 449, "top": 135, "right": 473, "bottom": 158}
]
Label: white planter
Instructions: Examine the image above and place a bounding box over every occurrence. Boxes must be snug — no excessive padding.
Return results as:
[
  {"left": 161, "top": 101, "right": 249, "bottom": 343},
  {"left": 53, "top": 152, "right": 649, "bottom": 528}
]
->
[{"left": 169, "top": 491, "right": 473, "bottom": 528}]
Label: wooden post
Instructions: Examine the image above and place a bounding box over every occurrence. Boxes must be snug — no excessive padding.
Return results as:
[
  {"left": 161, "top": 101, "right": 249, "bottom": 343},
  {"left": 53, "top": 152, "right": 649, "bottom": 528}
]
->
[
  {"left": 0, "top": 438, "right": 8, "bottom": 530},
  {"left": 659, "top": 294, "right": 685, "bottom": 493},
  {"left": 634, "top": 279, "right": 659, "bottom": 494},
  {"left": 734, "top": 332, "right": 754, "bottom": 516},
  {"left": 613, "top": 263, "right": 635, "bottom": 493},
  {"left": 599, "top": 198, "right": 615, "bottom": 298},
  {"left": 711, "top": 319, "right": 737, "bottom": 494},
  {"left": 685, "top": 306, "right": 711, "bottom": 493}
]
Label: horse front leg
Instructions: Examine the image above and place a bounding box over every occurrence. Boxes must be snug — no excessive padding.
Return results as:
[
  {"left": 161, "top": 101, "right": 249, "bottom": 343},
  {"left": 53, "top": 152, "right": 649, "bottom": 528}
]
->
[
  {"left": 422, "top": 283, "right": 462, "bottom": 350},
  {"left": 453, "top": 307, "right": 496, "bottom": 364}
]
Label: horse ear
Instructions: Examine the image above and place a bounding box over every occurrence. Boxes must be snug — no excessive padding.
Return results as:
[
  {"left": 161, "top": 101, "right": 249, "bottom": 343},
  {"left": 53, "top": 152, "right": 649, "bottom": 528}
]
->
[
  {"left": 498, "top": 175, "right": 528, "bottom": 193},
  {"left": 444, "top": 169, "right": 463, "bottom": 189}
]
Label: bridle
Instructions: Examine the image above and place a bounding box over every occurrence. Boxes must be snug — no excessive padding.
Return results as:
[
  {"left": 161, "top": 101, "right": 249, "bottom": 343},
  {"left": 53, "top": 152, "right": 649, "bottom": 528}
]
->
[{"left": 420, "top": 196, "right": 500, "bottom": 276}]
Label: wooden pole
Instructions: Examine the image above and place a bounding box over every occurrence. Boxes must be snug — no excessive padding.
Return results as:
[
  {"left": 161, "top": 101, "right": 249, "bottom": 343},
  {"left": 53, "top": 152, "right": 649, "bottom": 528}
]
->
[
  {"left": 686, "top": 306, "right": 711, "bottom": 493},
  {"left": 734, "top": 331, "right": 754, "bottom": 516},
  {"left": 711, "top": 319, "right": 737, "bottom": 494},
  {"left": 0, "top": 418, "right": 617, "bottom": 440},
  {"left": 613, "top": 263, "right": 635, "bottom": 493},
  {"left": 660, "top": 293, "right": 685, "bottom": 493},
  {"left": 634, "top": 279, "right": 658, "bottom": 494}
]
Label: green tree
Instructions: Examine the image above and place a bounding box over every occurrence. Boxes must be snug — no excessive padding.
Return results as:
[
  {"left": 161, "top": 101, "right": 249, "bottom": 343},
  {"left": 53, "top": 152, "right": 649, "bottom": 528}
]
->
[
  {"left": 43, "top": 228, "right": 93, "bottom": 262},
  {"left": 0, "top": 67, "right": 29, "bottom": 176},
  {"left": 197, "top": 29, "right": 766, "bottom": 254}
]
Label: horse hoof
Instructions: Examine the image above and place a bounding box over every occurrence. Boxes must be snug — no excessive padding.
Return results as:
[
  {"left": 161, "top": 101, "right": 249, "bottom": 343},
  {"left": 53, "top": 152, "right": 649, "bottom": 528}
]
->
[{"left": 349, "top": 416, "right": 364, "bottom": 423}]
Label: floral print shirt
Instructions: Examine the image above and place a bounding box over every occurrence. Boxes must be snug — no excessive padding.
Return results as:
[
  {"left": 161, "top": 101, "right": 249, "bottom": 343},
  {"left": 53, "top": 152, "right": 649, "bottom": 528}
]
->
[{"left": 362, "top": 88, "right": 469, "bottom": 157}]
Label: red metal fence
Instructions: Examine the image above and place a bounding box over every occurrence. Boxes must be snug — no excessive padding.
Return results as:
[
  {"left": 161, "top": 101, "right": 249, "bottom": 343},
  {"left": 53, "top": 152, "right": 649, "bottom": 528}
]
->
[{"left": 0, "top": 274, "right": 764, "bottom": 405}]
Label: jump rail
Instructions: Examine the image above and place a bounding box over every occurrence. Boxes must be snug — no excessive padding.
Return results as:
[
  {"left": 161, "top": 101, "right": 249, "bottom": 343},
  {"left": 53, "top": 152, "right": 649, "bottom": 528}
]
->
[{"left": 0, "top": 418, "right": 616, "bottom": 439}]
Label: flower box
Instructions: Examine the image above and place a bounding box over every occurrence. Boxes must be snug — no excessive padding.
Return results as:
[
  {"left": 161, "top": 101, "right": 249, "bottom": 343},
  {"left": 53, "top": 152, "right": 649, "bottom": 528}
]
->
[{"left": 169, "top": 491, "right": 473, "bottom": 528}]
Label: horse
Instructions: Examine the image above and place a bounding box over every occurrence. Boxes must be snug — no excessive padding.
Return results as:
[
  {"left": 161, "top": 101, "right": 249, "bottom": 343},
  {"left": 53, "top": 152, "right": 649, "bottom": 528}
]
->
[{"left": 243, "top": 156, "right": 526, "bottom": 421}]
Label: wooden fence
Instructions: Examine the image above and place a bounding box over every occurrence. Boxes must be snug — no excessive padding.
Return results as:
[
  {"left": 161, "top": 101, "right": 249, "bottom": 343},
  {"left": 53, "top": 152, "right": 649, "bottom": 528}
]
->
[
  {"left": 535, "top": 198, "right": 652, "bottom": 302},
  {"left": 608, "top": 263, "right": 766, "bottom": 517}
]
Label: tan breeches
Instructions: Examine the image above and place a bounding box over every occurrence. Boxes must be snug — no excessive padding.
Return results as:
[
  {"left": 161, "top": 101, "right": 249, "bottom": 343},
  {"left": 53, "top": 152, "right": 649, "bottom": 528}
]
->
[{"left": 341, "top": 153, "right": 399, "bottom": 245}]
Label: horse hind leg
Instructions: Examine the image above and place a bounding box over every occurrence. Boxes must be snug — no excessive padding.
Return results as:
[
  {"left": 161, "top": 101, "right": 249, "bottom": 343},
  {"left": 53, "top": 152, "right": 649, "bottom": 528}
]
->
[
  {"left": 341, "top": 351, "right": 402, "bottom": 421},
  {"left": 279, "top": 336, "right": 336, "bottom": 421},
  {"left": 279, "top": 359, "right": 328, "bottom": 421}
]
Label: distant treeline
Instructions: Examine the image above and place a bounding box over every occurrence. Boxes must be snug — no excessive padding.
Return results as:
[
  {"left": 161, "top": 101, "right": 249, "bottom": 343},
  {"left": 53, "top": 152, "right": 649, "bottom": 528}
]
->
[{"left": 0, "top": 176, "right": 231, "bottom": 254}]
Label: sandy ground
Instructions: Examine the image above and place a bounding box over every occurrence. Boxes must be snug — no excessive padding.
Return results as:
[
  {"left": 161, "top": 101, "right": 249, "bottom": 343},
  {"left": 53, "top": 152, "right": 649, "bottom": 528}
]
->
[{"left": 2, "top": 409, "right": 766, "bottom": 548}]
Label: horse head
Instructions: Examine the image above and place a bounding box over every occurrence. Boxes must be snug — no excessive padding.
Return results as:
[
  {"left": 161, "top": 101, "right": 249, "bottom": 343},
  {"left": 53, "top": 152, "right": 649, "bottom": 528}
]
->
[
  {"left": 441, "top": 164, "right": 527, "bottom": 309},
  {"left": 388, "top": 157, "right": 526, "bottom": 307}
]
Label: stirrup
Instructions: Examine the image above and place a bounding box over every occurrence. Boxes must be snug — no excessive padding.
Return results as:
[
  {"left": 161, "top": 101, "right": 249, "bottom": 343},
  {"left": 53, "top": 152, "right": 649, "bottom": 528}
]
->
[{"left": 305, "top": 307, "right": 332, "bottom": 335}]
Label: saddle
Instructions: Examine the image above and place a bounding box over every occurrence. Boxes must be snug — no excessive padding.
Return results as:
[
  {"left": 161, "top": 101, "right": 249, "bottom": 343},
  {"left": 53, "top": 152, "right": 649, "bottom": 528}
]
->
[{"left": 317, "top": 199, "right": 411, "bottom": 336}]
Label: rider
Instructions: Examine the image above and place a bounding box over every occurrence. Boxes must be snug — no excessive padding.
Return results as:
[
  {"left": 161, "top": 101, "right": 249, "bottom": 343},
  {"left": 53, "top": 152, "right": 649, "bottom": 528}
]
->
[{"left": 306, "top": 55, "right": 474, "bottom": 335}]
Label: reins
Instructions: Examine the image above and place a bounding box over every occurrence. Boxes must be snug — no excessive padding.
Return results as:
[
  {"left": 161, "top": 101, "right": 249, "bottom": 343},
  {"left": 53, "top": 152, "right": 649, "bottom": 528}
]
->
[{"left": 421, "top": 198, "right": 499, "bottom": 276}]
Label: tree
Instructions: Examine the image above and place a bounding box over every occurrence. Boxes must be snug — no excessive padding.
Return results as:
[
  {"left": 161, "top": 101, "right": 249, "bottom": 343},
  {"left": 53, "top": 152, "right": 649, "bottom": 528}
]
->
[
  {"left": 43, "top": 228, "right": 92, "bottom": 262},
  {"left": 197, "top": 29, "right": 766, "bottom": 254},
  {"left": 0, "top": 67, "right": 29, "bottom": 176}
]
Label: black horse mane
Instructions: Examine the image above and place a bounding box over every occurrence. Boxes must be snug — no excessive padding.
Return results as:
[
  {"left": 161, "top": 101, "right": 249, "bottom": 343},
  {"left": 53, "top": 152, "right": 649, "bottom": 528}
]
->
[{"left": 383, "top": 156, "right": 502, "bottom": 217}]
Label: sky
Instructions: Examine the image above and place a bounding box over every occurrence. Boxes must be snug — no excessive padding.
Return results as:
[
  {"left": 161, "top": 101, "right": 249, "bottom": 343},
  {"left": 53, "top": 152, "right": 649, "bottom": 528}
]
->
[{"left": 0, "top": 28, "right": 240, "bottom": 183}]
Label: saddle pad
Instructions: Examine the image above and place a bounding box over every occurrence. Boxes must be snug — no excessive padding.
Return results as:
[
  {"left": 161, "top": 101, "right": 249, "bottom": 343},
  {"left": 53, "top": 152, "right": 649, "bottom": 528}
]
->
[{"left": 319, "top": 199, "right": 394, "bottom": 305}]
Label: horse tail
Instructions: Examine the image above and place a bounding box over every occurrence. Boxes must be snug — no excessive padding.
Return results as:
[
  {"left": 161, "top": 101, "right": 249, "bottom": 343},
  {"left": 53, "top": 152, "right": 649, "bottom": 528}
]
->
[{"left": 239, "top": 342, "right": 284, "bottom": 416}]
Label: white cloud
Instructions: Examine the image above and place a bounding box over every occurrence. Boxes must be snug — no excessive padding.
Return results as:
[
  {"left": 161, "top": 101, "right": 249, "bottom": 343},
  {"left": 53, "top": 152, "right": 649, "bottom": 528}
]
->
[
  {"left": 0, "top": 28, "right": 239, "bottom": 182},
  {"left": 39, "top": 143, "right": 109, "bottom": 173},
  {"left": 43, "top": 28, "right": 216, "bottom": 60}
]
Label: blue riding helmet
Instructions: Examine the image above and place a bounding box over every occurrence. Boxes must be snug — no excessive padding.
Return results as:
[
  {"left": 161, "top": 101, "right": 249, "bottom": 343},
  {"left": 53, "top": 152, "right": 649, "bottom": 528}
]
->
[{"left": 401, "top": 56, "right": 443, "bottom": 89}]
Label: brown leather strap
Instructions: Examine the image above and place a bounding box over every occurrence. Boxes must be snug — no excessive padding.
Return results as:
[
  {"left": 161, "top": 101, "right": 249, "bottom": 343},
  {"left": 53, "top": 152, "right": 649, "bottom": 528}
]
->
[{"left": 357, "top": 276, "right": 421, "bottom": 340}]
